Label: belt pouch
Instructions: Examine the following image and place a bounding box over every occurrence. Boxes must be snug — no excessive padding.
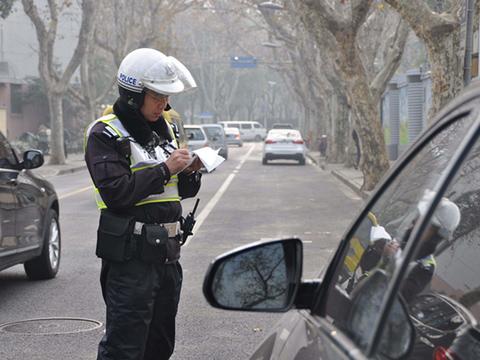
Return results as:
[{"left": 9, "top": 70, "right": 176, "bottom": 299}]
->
[
  {"left": 96, "top": 211, "right": 134, "bottom": 262},
  {"left": 139, "top": 224, "right": 169, "bottom": 263}
]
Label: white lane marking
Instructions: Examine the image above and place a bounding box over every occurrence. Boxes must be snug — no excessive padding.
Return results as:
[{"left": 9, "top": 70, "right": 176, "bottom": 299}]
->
[
  {"left": 184, "top": 144, "right": 256, "bottom": 247},
  {"left": 59, "top": 186, "right": 92, "bottom": 200}
]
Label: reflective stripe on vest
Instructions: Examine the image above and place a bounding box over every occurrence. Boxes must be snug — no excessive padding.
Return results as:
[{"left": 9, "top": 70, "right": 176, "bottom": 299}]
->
[
  {"left": 419, "top": 254, "right": 436, "bottom": 269},
  {"left": 85, "top": 115, "right": 180, "bottom": 210}
]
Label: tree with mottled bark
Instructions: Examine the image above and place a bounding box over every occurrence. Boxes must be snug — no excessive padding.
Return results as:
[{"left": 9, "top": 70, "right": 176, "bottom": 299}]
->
[
  {"left": 296, "top": 0, "right": 409, "bottom": 190},
  {"left": 21, "top": 0, "right": 96, "bottom": 164},
  {"left": 384, "top": 0, "right": 465, "bottom": 122}
]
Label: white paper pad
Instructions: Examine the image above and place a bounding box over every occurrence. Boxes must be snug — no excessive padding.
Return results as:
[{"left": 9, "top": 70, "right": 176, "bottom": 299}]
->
[{"left": 192, "top": 147, "right": 225, "bottom": 172}]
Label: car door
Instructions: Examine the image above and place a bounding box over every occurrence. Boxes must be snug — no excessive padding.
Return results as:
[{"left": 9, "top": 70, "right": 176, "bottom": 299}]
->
[
  {"left": 301, "top": 105, "right": 480, "bottom": 359},
  {"left": 240, "top": 123, "right": 252, "bottom": 140},
  {"left": 14, "top": 168, "right": 44, "bottom": 252},
  {"left": 0, "top": 134, "right": 18, "bottom": 261},
  {"left": 0, "top": 133, "right": 43, "bottom": 254}
]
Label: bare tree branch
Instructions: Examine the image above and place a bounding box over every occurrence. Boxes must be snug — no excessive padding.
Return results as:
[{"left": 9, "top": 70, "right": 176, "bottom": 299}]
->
[{"left": 370, "top": 19, "right": 410, "bottom": 98}]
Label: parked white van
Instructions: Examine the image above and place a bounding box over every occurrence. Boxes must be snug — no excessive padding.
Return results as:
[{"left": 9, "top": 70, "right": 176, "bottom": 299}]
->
[{"left": 218, "top": 121, "right": 266, "bottom": 141}]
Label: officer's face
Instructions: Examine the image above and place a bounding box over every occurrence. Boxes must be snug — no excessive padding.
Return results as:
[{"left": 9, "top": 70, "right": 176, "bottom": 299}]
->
[{"left": 141, "top": 90, "right": 169, "bottom": 122}]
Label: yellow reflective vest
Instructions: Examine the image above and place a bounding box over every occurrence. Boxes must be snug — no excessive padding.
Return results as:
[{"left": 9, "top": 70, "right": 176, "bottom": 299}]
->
[{"left": 85, "top": 114, "right": 180, "bottom": 210}]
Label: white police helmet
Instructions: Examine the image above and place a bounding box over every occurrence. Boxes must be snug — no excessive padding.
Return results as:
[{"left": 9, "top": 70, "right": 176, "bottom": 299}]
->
[
  {"left": 117, "top": 48, "right": 191, "bottom": 96},
  {"left": 417, "top": 189, "right": 461, "bottom": 239}
]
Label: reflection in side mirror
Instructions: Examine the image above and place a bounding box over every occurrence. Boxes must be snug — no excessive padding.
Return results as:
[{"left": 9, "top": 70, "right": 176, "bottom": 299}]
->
[
  {"left": 23, "top": 150, "right": 44, "bottom": 169},
  {"left": 347, "top": 270, "right": 414, "bottom": 359},
  {"left": 203, "top": 238, "right": 303, "bottom": 312}
]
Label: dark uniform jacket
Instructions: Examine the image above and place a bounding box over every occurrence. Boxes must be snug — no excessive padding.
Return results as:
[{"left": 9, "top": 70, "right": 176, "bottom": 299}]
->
[{"left": 84, "top": 100, "right": 201, "bottom": 224}]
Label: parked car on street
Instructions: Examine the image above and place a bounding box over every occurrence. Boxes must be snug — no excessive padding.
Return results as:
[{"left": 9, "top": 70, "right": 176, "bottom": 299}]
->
[
  {"left": 201, "top": 124, "right": 229, "bottom": 160},
  {"left": 0, "top": 131, "right": 61, "bottom": 280},
  {"left": 218, "top": 121, "right": 267, "bottom": 141},
  {"left": 184, "top": 125, "right": 209, "bottom": 152},
  {"left": 224, "top": 127, "right": 243, "bottom": 147},
  {"left": 262, "top": 129, "right": 307, "bottom": 165},
  {"left": 203, "top": 82, "right": 480, "bottom": 359}
]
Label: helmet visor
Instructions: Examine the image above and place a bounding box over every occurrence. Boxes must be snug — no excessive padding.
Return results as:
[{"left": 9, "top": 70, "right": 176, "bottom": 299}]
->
[{"left": 168, "top": 56, "right": 197, "bottom": 92}]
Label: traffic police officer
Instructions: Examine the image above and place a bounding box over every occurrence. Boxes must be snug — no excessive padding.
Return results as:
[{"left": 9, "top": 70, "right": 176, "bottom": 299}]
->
[{"left": 85, "top": 48, "right": 202, "bottom": 360}]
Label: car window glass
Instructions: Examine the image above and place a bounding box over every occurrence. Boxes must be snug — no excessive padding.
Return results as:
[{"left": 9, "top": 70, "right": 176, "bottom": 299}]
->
[
  {"left": 241, "top": 123, "right": 251, "bottom": 129},
  {"left": 254, "top": 123, "right": 261, "bottom": 129},
  {"left": 269, "top": 130, "right": 301, "bottom": 140},
  {"left": 0, "top": 133, "right": 18, "bottom": 169},
  {"left": 203, "top": 127, "right": 224, "bottom": 140},
  {"left": 229, "top": 123, "right": 239, "bottom": 129},
  {"left": 185, "top": 128, "right": 205, "bottom": 141},
  {"left": 386, "top": 135, "right": 480, "bottom": 359},
  {"left": 320, "top": 113, "right": 476, "bottom": 355}
]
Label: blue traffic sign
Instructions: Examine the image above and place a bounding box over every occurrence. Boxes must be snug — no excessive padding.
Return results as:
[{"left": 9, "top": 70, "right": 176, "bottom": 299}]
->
[{"left": 230, "top": 56, "right": 257, "bottom": 68}]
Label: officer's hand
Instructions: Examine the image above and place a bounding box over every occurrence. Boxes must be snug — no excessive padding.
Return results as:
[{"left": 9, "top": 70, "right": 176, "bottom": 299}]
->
[
  {"left": 165, "top": 149, "right": 191, "bottom": 175},
  {"left": 183, "top": 155, "right": 202, "bottom": 175}
]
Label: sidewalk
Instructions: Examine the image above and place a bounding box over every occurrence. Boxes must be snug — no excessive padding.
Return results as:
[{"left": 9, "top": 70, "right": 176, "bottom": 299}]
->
[
  {"left": 32, "top": 152, "right": 87, "bottom": 178},
  {"left": 307, "top": 151, "right": 371, "bottom": 199}
]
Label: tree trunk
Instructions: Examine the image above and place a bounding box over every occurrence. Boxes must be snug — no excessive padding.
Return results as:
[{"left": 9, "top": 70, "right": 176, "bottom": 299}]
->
[
  {"left": 86, "top": 101, "right": 97, "bottom": 124},
  {"left": 425, "top": 28, "right": 463, "bottom": 121},
  {"left": 47, "top": 93, "right": 66, "bottom": 164},
  {"left": 337, "top": 39, "right": 390, "bottom": 190},
  {"left": 328, "top": 93, "right": 349, "bottom": 163}
]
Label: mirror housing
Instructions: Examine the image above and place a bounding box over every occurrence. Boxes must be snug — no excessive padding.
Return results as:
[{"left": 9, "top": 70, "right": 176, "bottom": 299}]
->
[
  {"left": 203, "top": 238, "right": 303, "bottom": 312},
  {"left": 22, "top": 150, "right": 44, "bottom": 169}
]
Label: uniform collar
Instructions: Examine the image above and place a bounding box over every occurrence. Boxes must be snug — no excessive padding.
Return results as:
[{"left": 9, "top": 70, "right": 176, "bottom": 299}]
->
[{"left": 113, "top": 98, "right": 172, "bottom": 146}]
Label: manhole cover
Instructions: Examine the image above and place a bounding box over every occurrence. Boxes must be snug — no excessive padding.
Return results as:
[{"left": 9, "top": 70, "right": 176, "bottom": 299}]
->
[{"left": 0, "top": 317, "right": 103, "bottom": 335}]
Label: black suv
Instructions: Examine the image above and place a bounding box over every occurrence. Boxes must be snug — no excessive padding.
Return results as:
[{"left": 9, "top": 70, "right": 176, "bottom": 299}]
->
[
  {"left": 203, "top": 81, "right": 480, "bottom": 359},
  {"left": 0, "top": 131, "right": 60, "bottom": 280}
]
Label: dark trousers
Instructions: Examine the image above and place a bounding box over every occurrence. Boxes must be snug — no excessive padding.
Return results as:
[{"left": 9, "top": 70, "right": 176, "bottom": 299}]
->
[{"left": 97, "top": 259, "right": 183, "bottom": 360}]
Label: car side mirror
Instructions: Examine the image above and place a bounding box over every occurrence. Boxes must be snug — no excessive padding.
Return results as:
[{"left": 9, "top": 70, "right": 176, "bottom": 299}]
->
[
  {"left": 347, "top": 269, "right": 414, "bottom": 359},
  {"left": 203, "top": 238, "right": 303, "bottom": 312},
  {"left": 188, "top": 133, "right": 195, "bottom": 140},
  {"left": 23, "top": 150, "right": 44, "bottom": 169},
  {"left": 212, "top": 136, "right": 219, "bottom": 141}
]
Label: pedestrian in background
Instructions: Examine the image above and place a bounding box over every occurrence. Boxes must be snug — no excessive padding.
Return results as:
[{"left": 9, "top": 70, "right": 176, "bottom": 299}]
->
[
  {"left": 319, "top": 134, "right": 328, "bottom": 157},
  {"left": 84, "top": 48, "right": 202, "bottom": 360}
]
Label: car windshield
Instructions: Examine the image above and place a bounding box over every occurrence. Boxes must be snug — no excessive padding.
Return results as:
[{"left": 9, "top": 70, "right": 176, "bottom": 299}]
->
[
  {"left": 185, "top": 128, "right": 205, "bottom": 141},
  {"left": 203, "top": 126, "right": 224, "bottom": 140}
]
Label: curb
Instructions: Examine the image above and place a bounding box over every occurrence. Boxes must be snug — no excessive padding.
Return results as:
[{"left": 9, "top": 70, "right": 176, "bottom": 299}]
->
[
  {"left": 306, "top": 152, "right": 326, "bottom": 170},
  {"left": 330, "top": 170, "right": 370, "bottom": 200}
]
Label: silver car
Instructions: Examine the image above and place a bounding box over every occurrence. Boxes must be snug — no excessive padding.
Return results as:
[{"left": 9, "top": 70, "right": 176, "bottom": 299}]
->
[
  {"left": 224, "top": 127, "right": 243, "bottom": 147},
  {"left": 262, "top": 129, "right": 307, "bottom": 165},
  {"left": 184, "top": 125, "right": 208, "bottom": 152},
  {"left": 201, "top": 124, "right": 229, "bottom": 160}
]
